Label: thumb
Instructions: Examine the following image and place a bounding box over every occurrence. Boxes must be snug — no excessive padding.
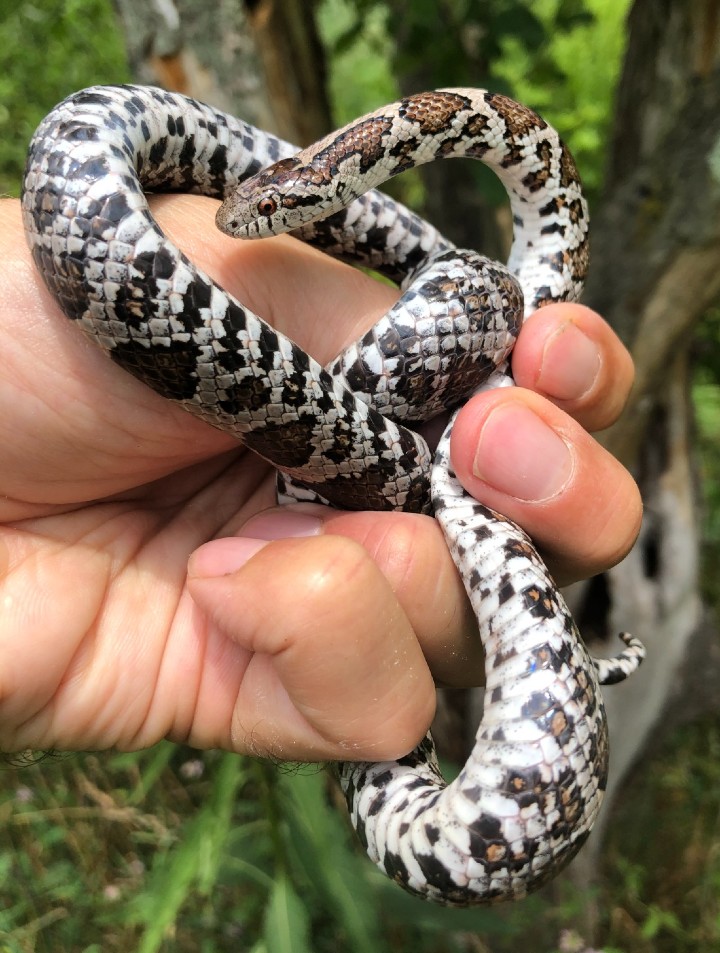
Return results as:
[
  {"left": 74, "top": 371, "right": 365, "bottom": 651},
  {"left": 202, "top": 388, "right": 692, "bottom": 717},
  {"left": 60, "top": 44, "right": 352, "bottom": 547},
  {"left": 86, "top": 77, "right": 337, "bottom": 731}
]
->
[{"left": 187, "top": 532, "right": 435, "bottom": 762}]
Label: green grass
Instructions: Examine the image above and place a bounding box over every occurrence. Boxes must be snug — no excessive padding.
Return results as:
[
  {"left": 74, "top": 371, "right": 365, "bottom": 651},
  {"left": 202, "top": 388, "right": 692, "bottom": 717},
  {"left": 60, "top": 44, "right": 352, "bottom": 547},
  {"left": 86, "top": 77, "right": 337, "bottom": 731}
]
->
[
  {"left": 0, "top": 750, "right": 519, "bottom": 952},
  {"left": 1, "top": 747, "right": 267, "bottom": 952},
  {"left": 600, "top": 716, "right": 720, "bottom": 953},
  {"left": 3, "top": 720, "right": 720, "bottom": 951}
]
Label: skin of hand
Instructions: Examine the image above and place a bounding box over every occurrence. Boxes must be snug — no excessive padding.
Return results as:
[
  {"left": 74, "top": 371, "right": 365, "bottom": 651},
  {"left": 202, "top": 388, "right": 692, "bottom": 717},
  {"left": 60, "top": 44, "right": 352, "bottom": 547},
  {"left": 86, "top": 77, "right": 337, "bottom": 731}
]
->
[{"left": 0, "top": 194, "right": 640, "bottom": 762}]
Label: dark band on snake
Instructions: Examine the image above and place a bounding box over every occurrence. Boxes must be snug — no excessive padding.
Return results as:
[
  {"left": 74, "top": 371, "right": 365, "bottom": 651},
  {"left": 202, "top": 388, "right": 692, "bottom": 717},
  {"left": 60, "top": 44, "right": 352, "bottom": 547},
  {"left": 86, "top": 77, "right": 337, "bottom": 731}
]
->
[{"left": 22, "top": 84, "right": 644, "bottom": 906}]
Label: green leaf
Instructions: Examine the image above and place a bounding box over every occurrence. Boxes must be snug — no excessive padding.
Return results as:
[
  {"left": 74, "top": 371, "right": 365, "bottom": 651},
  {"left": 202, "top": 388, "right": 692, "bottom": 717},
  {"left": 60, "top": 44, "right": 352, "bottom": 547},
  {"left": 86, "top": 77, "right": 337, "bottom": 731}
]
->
[
  {"left": 0, "top": 0, "right": 129, "bottom": 195},
  {"left": 281, "top": 770, "right": 383, "bottom": 953},
  {"left": 129, "top": 753, "right": 248, "bottom": 953},
  {"left": 110, "top": 741, "right": 179, "bottom": 804},
  {"left": 263, "top": 874, "right": 312, "bottom": 953}
]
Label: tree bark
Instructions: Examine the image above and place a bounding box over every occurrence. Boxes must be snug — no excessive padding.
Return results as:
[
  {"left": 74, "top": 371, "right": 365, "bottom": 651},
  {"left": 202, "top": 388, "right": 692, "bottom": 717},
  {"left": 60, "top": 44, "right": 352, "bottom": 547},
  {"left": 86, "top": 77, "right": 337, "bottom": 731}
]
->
[
  {"left": 587, "top": 0, "right": 720, "bottom": 455},
  {"left": 244, "top": 0, "right": 333, "bottom": 145},
  {"left": 580, "top": 0, "right": 720, "bottom": 806},
  {"left": 557, "top": 0, "right": 720, "bottom": 927},
  {"left": 112, "top": 0, "right": 331, "bottom": 144}
]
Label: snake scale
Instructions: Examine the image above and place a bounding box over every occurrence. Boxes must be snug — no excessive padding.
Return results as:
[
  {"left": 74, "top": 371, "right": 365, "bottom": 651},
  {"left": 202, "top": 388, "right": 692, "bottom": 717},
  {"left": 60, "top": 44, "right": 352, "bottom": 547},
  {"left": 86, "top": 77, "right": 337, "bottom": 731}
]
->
[{"left": 22, "top": 85, "right": 644, "bottom": 905}]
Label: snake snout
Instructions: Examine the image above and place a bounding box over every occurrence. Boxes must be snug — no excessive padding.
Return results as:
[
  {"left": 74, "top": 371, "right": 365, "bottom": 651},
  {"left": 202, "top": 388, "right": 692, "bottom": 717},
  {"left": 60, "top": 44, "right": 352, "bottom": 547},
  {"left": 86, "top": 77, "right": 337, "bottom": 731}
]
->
[{"left": 215, "top": 198, "right": 244, "bottom": 237}]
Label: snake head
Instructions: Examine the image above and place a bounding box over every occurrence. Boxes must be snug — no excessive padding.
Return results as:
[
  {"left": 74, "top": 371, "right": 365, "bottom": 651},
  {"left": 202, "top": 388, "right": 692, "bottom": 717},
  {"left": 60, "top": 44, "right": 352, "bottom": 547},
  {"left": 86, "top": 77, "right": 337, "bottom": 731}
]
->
[{"left": 216, "top": 156, "right": 330, "bottom": 239}]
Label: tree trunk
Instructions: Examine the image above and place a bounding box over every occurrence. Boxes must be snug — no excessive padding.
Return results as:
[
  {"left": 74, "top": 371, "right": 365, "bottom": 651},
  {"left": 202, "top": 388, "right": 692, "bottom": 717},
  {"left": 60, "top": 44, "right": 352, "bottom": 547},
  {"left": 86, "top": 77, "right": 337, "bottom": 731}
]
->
[
  {"left": 244, "top": 0, "right": 332, "bottom": 145},
  {"left": 391, "top": 0, "right": 508, "bottom": 262},
  {"left": 554, "top": 0, "right": 720, "bottom": 929},
  {"left": 579, "top": 0, "right": 720, "bottom": 813},
  {"left": 112, "top": 0, "right": 331, "bottom": 144}
]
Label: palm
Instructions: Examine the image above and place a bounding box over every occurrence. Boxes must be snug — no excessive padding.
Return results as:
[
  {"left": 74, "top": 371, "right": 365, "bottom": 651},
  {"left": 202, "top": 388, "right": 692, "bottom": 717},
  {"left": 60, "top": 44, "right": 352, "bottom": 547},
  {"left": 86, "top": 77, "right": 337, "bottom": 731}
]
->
[
  {"left": 1, "top": 195, "right": 396, "bottom": 753},
  {"left": 1, "top": 193, "right": 640, "bottom": 763}
]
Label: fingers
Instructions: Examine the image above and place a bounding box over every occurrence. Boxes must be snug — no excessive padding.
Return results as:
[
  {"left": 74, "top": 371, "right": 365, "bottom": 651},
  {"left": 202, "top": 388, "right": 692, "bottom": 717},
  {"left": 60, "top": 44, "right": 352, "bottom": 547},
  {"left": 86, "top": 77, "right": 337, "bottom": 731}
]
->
[
  {"left": 512, "top": 303, "right": 634, "bottom": 431},
  {"left": 237, "top": 505, "right": 484, "bottom": 686},
  {"left": 186, "top": 215, "right": 640, "bottom": 585},
  {"left": 451, "top": 392, "right": 641, "bottom": 583},
  {"left": 447, "top": 303, "right": 641, "bottom": 583},
  {"left": 187, "top": 529, "right": 441, "bottom": 762}
]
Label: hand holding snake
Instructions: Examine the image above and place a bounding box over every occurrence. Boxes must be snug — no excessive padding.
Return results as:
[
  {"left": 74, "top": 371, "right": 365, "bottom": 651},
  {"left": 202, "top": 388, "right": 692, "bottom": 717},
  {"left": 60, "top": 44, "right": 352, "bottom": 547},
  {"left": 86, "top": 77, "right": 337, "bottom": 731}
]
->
[
  {"left": 9, "top": 83, "right": 640, "bottom": 900},
  {"left": 1, "top": 192, "right": 637, "bottom": 744}
]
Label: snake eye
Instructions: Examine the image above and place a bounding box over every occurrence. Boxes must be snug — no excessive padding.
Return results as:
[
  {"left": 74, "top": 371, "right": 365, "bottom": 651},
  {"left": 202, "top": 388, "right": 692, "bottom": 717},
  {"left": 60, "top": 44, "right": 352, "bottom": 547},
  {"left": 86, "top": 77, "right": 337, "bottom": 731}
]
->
[{"left": 258, "top": 197, "right": 277, "bottom": 216}]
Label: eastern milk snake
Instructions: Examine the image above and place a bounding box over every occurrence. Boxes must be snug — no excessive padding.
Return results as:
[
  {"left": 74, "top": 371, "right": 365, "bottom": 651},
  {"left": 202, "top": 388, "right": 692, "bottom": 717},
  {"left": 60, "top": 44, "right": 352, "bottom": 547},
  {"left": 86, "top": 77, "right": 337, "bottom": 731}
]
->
[{"left": 22, "top": 85, "right": 644, "bottom": 905}]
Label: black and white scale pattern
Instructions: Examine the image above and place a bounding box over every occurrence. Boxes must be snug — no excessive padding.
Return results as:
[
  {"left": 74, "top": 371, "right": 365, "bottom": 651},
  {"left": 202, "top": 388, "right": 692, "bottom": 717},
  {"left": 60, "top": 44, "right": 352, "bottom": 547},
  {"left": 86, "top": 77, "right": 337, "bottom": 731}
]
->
[{"left": 22, "top": 84, "right": 644, "bottom": 905}]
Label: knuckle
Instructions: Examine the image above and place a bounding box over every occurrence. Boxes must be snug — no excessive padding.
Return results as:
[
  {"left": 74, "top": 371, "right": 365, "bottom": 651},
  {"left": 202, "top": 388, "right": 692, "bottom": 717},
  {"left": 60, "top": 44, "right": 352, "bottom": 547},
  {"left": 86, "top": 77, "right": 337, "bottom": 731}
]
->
[{"left": 284, "top": 535, "right": 374, "bottom": 622}]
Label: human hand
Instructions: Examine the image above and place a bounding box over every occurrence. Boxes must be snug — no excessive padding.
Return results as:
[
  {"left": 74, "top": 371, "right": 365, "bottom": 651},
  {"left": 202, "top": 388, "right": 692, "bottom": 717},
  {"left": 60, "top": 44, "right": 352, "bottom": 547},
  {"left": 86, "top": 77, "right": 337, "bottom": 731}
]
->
[{"left": 0, "top": 194, "right": 640, "bottom": 762}]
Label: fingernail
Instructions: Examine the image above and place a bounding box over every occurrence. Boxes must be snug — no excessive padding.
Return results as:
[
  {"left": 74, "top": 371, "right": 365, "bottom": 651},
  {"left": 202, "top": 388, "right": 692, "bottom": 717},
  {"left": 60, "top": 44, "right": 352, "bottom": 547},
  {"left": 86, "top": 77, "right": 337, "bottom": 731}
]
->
[
  {"left": 472, "top": 403, "right": 573, "bottom": 501},
  {"left": 240, "top": 507, "right": 323, "bottom": 540},
  {"left": 537, "top": 322, "right": 600, "bottom": 401},
  {"left": 188, "top": 508, "right": 323, "bottom": 578},
  {"left": 188, "top": 537, "right": 268, "bottom": 577}
]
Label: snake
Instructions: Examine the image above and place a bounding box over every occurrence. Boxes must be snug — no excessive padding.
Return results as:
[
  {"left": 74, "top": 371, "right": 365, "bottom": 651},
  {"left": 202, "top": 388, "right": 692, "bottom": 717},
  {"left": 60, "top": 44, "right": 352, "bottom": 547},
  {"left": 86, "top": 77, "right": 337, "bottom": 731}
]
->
[{"left": 22, "top": 84, "right": 645, "bottom": 906}]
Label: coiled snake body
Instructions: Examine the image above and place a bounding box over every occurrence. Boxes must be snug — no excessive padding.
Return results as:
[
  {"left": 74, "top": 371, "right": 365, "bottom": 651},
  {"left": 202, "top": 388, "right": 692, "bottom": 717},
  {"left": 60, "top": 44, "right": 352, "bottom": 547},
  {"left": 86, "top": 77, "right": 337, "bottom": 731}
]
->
[{"left": 22, "top": 85, "right": 644, "bottom": 905}]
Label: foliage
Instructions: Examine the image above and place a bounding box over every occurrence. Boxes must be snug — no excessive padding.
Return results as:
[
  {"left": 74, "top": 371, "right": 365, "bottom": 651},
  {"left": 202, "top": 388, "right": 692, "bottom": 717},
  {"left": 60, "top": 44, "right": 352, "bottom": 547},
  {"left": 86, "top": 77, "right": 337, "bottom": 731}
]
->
[
  {"left": 0, "top": 0, "right": 129, "bottom": 196},
  {"left": 3, "top": 721, "right": 719, "bottom": 952},
  {"left": 317, "top": 0, "right": 631, "bottom": 200},
  {"left": 601, "top": 716, "right": 720, "bottom": 953},
  {"left": 491, "top": 0, "right": 632, "bottom": 195},
  {"left": 0, "top": 749, "right": 519, "bottom": 951},
  {"left": 321, "top": 0, "right": 588, "bottom": 90},
  {"left": 316, "top": 0, "right": 397, "bottom": 127}
]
